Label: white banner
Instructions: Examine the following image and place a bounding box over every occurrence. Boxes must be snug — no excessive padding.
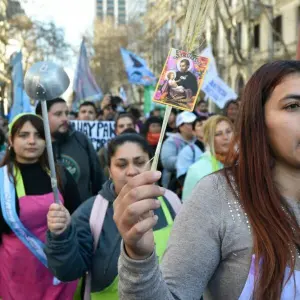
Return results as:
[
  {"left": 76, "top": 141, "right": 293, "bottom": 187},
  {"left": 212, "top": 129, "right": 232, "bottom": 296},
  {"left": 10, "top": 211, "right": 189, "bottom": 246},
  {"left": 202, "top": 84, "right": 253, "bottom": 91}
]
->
[
  {"left": 200, "top": 45, "right": 237, "bottom": 108},
  {"left": 200, "top": 45, "right": 218, "bottom": 78},
  {"left": 70, "top": 120, "right": 115, "bottom": 151},
  {"left": 202, "top": 74, "right": 238, "bottom": 109}
]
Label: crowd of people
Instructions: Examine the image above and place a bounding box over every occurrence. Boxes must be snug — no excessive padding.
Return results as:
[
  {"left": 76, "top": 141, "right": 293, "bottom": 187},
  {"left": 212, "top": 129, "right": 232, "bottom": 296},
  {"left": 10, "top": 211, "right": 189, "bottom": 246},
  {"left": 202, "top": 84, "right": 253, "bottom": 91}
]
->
[{"left": 0, "top": 60, "right": 300, "bottom": 300}]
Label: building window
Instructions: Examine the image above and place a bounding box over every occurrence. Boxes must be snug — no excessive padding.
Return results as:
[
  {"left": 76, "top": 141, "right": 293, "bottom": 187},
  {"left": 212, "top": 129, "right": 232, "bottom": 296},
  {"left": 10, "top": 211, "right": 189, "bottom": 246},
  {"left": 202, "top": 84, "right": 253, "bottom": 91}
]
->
[
  {"left": 236, "top": 74, "right": 245, "bottom": 95},
  {"left": 236, "top": 22, "right": 242, "bottom": 50},
  {"left": 272, "top": 15, "right": 282, "bottom": 42},
  {"left": 254, "top": 24, "right": 260, "bottom": 49}
]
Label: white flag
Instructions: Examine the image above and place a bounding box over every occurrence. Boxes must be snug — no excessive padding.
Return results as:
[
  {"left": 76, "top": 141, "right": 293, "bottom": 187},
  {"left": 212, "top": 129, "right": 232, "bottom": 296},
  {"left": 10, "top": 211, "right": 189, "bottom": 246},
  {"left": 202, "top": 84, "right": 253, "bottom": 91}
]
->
[{"left": 200, "top": 45, "right": 218, "bottom": 78}]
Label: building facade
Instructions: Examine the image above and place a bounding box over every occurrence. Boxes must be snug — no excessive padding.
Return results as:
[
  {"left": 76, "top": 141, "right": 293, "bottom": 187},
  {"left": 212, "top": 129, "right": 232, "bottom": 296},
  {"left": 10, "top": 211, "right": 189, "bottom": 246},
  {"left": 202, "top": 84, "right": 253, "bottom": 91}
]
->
[
  {"left": 205, "top": 0, "right": 300, "bottom": 95},
  {"left": 143, "top": 0, "right": 188, "bottom": 76},
  {"left": 96, "top": 0, "right": 127, "bottom": 26},
  {"left": 143, "top": 0, "right": 300, "bottom": 100}
]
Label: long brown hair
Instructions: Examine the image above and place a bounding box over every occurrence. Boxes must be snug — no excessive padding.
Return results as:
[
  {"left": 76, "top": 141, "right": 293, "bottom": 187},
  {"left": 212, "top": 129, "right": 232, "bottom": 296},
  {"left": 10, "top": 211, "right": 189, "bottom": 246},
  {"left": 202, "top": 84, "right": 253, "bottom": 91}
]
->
[
  {"left": 226, "top": 61, "right": 300, "bottom": 299},
  {"left": 1, "top": 114, "right": 63, "bottom": 190}
]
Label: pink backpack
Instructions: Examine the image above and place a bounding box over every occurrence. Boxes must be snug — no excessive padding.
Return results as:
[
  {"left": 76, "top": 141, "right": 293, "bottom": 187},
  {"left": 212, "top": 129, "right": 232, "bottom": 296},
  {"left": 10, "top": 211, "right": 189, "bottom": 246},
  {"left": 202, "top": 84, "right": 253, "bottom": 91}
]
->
[
  {"left": 84, "top": 191, "right": 181, "bottom": 299},
  {"left": 84, "top": 194, "right": 108, "bottom": 300}
]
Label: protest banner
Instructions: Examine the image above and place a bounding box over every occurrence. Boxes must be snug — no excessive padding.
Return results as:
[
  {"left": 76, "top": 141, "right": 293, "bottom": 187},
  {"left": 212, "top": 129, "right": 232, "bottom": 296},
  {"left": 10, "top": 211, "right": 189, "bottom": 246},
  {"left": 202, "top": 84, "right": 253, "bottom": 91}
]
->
[
  {"left": 70, "top": 120, "right": 115, "bottom": 151},
  {"left": 202, "top": 73, "right": 238, "bottom": 109},
  {"left": 153, "top": 48, "right": 209, "bottom": 112}
]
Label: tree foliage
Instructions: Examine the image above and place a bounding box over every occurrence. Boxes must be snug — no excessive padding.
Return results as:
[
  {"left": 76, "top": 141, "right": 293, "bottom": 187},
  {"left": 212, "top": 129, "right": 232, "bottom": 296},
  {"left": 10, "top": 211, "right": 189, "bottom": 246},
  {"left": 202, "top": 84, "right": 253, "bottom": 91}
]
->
[
  {"left": 90, "top": 18, "right": 129, "bottom": 94},
  {"left": 8, "top": 16, "right": 71, "bottom": 71}
]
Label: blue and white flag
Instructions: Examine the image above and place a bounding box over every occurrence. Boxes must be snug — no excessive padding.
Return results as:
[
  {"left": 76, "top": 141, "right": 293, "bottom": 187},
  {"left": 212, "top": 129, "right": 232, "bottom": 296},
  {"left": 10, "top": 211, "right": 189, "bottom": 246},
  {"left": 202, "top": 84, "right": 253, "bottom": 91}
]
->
[
  {"left": 9, "top": 52, "right": 32, "bottom": 122},
  {"left": 73, "top": 40, "right": 103, "bottom": 111},
  {"left": 202, "top": 73, "right": 238, "bottom": 109},
  {"left": 120, "top": 48, "right": 156, "bottom": 86}
]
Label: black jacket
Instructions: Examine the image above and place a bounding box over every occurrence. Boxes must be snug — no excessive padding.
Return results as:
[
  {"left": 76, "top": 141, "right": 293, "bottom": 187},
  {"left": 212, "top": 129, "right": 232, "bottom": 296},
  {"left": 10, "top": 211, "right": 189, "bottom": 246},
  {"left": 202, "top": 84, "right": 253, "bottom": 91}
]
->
[{"left": 52, "top": 128, "right": 105, "bottom": 202}]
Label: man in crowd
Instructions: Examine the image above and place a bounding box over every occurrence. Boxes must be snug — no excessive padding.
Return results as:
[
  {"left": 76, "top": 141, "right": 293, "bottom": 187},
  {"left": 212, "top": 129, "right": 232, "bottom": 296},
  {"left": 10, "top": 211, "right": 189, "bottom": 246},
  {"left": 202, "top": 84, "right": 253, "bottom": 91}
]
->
[
  {"left": 100, "top": 94, "right": 120, "bottom": 121},
  {"left": 77, "top": 101, "right": 97, "bottom": 121},
  {"left": 160, "top": 111, "right": 196, "bottom": 189},
  {"left": 36, "top": 98, "right": 104, "bottom": 202},
  {"left": 150, "top": 107, "right": 161, "bottom": 118},
  {"left": 176, "top": 116, "right": 207, "bottom": 184},
  {"left": 195, "top": 99, "right": 211, "bottom": 118},
  {"left": 101, "top": 102, "right": 117, "bottom": 121},
  {"left": 114, "top": 113, "right": 135, "bottom": 135},
  {"left": 98, "top": 113, "right": 136, "bottom": 179}
]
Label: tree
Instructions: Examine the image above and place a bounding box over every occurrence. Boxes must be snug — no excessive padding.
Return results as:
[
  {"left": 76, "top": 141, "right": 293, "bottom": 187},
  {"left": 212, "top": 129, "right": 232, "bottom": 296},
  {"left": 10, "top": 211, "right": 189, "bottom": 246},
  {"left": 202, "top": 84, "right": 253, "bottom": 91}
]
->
[
  {"left": 8, "top": 17, "right": 71, "bottom": 71},
  {"left": 91, "top": 18, "right": 129, "bottom": 94}
]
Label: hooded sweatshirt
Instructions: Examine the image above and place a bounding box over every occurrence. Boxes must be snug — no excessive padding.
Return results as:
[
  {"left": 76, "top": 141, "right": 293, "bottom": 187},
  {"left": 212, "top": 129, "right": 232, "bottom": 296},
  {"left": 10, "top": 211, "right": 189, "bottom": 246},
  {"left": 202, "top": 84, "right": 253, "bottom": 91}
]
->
[
  {"left": 44, "top": 180, "right": 177, "bottom": 294},
  {"left": 52, "top": 128, "right": 104, "bottom": 202}
]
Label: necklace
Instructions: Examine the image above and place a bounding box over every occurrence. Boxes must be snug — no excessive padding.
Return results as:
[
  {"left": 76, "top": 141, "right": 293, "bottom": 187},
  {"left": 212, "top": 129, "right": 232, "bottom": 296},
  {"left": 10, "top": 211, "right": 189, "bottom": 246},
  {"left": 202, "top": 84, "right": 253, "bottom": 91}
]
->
[{"left": 281, "top": 204, "right": 300, "bottom": 259}]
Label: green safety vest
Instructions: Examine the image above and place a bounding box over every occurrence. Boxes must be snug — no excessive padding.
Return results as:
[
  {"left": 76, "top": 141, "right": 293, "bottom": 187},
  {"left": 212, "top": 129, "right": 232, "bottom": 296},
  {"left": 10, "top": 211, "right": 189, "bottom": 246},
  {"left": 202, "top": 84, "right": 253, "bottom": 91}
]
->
[{"left": 74, "top": 195, "right": 174, "bottom": 300}]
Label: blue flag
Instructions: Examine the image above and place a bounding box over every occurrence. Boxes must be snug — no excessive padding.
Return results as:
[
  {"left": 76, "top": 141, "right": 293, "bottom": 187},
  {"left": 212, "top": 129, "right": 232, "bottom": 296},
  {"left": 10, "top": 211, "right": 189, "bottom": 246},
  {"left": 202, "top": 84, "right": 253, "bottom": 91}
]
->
[
  {"left": 73, "top": 40, "right": 103, "bottom": 111},
  {"left": 9, "top": 52, "right": 32, "bottom": 123},
  {"left": 120, "top": 48, "right": 156, "bottom": 86}
]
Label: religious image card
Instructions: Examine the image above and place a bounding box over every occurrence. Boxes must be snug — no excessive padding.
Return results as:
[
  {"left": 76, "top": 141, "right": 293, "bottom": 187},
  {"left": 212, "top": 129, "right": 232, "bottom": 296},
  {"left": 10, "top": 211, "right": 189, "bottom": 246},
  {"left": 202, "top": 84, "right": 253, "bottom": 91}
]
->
[{"left": 153, "top": 48, "right": 209, "bottom": 111}]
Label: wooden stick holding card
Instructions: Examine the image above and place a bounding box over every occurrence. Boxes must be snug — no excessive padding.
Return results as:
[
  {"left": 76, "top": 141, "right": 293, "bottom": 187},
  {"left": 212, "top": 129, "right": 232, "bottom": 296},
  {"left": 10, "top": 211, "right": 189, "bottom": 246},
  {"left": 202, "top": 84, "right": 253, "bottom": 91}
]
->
[
  {"left": 150, "top": 0, "right": 215, "bottom": 171},
  {"left": 150, "top": 49, "right": 209, "bottom": 171},
  {"left": 149, "top": 0, "right": 216, "bottom": 171},
  {"left": 150, "top": 48, "right": 210, "bottom": 171}
]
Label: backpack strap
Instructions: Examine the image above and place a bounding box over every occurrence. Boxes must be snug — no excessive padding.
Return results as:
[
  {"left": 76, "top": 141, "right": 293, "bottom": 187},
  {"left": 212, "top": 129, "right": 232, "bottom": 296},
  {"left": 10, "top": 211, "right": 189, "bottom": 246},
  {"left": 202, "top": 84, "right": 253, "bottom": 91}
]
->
[
  {"left": 84, "top": 194, "right": 109, "bottom": 300},
  {"left": 189, "top": 143, "right": 196, "bottom": 162},
  {"left": 163, "top": 189, "right": 182, "bottom": 215},
  {"left": 173, "top": 136, "right": 183, "bottom": 152},
  {"left": 89, "top": 194, "right": 109, "bottom": 252}
]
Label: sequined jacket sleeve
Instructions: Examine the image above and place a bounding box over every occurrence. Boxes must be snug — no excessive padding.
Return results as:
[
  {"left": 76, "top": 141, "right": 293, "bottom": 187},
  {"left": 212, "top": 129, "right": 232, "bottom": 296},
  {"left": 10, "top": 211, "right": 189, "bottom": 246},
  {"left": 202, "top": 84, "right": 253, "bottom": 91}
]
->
[
  {"left": 118, "top": 172, "right": 253, "bottom": 300},
  {"left": 118, "top": 174, "right": 223, "bottom": 300}
]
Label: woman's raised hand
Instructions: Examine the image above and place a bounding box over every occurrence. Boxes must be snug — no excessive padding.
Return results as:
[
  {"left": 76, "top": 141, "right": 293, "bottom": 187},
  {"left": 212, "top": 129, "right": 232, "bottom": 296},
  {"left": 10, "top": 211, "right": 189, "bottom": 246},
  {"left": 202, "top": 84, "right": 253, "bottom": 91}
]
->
[
  {"left": 113, "top": 171, "right": 164, "bottom": 260},
  {"left": 47, "top": 204, "right": 71, "bottom": 235}
]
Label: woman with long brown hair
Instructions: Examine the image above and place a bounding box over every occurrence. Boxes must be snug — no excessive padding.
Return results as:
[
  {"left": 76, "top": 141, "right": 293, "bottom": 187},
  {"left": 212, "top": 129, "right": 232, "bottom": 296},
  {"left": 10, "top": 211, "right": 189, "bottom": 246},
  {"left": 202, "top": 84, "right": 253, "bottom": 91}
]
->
[
  {"left": 0, "top": 113, "right": 81, "bottom": 299},
  {"left": 112, "top": 61, "right": 300, "bottom": 299}
]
